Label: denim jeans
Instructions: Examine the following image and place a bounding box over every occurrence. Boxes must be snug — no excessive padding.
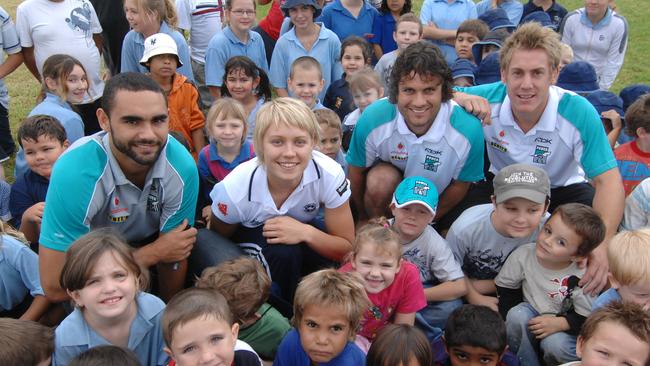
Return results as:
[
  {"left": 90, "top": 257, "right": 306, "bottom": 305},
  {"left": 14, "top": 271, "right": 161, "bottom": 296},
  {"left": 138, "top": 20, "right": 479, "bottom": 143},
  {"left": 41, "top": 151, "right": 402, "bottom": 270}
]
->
[
  {"left": 505, "top": 302, "right": 578, "bottom": 366},
  {"left": 415, "top": 295, "right": 463, "bottom": 342}
]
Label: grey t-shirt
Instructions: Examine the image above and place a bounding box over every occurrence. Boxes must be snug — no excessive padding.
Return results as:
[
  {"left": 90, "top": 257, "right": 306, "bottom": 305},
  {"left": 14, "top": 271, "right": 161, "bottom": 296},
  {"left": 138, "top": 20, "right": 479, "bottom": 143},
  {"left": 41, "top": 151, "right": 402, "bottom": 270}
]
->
[
  {"left": 447, "top": 204, "right": 547, "bottom": 280},
  {"left": 495, "top": 243, "right": 594, "bottom": 316},
  {"left": 398, "top": 222, "right": 464, "bottom": 284},
  {"left": 374, "top": 50, "right": 398, "bottom": 89}
]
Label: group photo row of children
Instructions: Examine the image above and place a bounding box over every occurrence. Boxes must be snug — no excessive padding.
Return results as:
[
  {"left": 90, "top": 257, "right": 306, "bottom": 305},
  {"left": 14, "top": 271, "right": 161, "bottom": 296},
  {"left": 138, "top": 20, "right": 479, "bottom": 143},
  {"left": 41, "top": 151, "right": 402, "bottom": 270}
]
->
[{"left": 0, "top": 0, "right": 648, "bottom": 364}]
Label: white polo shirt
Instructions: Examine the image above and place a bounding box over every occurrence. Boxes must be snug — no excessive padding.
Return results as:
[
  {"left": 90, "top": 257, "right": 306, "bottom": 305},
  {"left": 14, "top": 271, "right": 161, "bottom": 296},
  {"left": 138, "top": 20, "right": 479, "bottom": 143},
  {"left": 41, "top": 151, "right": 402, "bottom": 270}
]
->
[
  {"left": 465, "top": 82, "right": 617, "bottom": 188},
  {"left": 210, "top": 151, "right": 350, "bottom": 228},
  {"left": 346, "top": 98, "right": 485, "bottom": 194}
]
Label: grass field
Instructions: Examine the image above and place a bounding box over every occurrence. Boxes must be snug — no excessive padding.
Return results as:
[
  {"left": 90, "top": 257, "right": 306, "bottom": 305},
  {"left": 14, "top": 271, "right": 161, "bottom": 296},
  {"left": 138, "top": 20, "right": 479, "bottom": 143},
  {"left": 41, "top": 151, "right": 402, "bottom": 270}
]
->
[{"left": 2, "top": 0, "right": 649, "bottom": 179}]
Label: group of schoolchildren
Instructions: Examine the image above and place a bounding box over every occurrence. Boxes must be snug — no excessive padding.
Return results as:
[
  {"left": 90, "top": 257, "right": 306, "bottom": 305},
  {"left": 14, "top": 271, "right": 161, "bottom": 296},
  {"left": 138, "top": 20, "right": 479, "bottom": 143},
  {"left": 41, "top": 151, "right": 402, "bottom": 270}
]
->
[{"left": 1, "top": 0, "right": 650, "bottom": 365}]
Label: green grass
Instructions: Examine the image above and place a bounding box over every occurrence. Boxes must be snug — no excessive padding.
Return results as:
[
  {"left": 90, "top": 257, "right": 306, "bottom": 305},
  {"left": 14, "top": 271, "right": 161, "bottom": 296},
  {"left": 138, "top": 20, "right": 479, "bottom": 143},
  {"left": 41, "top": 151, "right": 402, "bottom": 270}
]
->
[{"left": 3, "top": 0, "right": 649, "bottom": 180}]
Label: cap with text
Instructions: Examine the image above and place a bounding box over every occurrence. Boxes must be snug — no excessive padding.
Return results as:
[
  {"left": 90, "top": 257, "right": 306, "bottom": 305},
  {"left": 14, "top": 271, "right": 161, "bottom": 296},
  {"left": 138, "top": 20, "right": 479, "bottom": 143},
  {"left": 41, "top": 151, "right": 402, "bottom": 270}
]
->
[
  {"left": 392, "top": 176, "right": 439, "bottom": 216},
  {"left": 493, "top": 164, "right": 550, "bottom": 204}
]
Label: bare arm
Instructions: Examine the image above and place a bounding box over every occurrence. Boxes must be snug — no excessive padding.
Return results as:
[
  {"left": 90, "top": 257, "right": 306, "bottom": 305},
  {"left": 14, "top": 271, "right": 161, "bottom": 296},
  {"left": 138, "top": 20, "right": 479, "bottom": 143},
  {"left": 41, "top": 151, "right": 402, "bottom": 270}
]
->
[
  {"left": 0, "top": 52, "right": 23, "bottom": 79},
  {"left": 208, "top": 214, "right": 240, "bottom": 238},
  {"left": 19, "top": 295, "right": 51, "bottom": 322},
  {"left": 275, "top": 88, "right": 289, "bottom": 97},
  {"left": 38, "top": 245, "right": 69, "bottom": 302},
  {"left": 422, "top": 22, "right": 457, "bottom": 41},
  {"left": 435, "top": 180, "right": 470, "bottom": 221},
  {"left": 423, "top": 278, "right": 467, "bottom": 302},
  {"left": 393, "top": 312, "right": 416, "bottom": 326},
  {"left": 21, "top": 46, "right": 41, "bottom": 81},
  {"left": 464, "top": 278, "right": 499, "bottom": 312},
  {"left": 348, "top": 165, "right": 368, "bottom": 222},
  {"left": 191, "top": 128, "right": 207, "bottom": 156},
  {"left": 372, "top": 44, "right": 383, "bottom": 61},
  {"left": 93, "top": 33, "right": 104, "bottom": 56}
]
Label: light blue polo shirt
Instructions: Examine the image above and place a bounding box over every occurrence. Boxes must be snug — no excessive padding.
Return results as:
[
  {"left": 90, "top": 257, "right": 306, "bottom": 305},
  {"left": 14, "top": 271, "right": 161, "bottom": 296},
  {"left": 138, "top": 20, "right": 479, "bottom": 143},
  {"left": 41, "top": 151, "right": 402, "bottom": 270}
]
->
[
  {"left": 320, "top": 0, "right": 378, "bottom": 42},
  {"left": 0, "top": 6, "right": 21, "bottom": 109},
  {"left": 40, "top": 132, "right": 199, "bottom": 251},
  {"left": 53, "top": 292, "right": 168, "bottom": 366},
  {"left": 120, "top": 21, "right": 194, "bottom": 81},
  {"left": 419, "top": 0, "right": 477, "bottom": 65},
  {"left": 461, "top": 82, "right": 617, "bottom": 187},
  {"left": 346, "top": 98, "right": 485, "bottom": 194},
  {"left": 0, "top": 235, "right": 43, "bottom": 311},
  {"left": 269, "top": 23, "right": 343, "bottom": 100},
  {"left": 475, "top": 0, "right": 523, "bottom": 25},
  {"left": 14, "top": 92, "right": 86, "bottom": 178},
  {"left": 204, "top": 26, "right": 269, "bottom": 87}
]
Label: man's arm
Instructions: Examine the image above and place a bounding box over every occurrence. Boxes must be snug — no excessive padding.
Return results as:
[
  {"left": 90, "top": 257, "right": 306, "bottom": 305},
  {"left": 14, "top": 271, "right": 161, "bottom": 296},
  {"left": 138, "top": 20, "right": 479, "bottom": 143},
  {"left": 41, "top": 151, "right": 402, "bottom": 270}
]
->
[
  {"left": 275, "top": 88, "right": 289, "bottom": 97},
  {"left": 435, "top": 180, "right": 470, "bottom": 220},
  {"left": 38, "top": 246, "right": 69, "bottom": 302},
  {"left": 0, "top": 52, "right": 23, "bottom": 79},
  {"left": 347, "top": 165, "right": 368, "bottom": 222},
  {"left": 21, "top": 46, "right": 41, "bottom": 81}
]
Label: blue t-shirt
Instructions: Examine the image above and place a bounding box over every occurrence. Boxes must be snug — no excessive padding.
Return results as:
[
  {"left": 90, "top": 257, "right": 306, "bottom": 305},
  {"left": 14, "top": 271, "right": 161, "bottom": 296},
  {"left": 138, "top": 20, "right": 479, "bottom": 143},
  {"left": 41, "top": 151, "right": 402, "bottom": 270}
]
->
[
  {"left": 273, "top": 329, "right": 365, "bottom": 366},
  {"left": 420, "top": 0, "right": 477, "bottom": 64},
  {"left": 0, "top": 235, "right": 43, "bottom": 311},
  {"left": 370, "top": 12, "right": 397, "bottom": 54},
  {"left": 320, "top": 0, "right": 378, "bottom": 42}
]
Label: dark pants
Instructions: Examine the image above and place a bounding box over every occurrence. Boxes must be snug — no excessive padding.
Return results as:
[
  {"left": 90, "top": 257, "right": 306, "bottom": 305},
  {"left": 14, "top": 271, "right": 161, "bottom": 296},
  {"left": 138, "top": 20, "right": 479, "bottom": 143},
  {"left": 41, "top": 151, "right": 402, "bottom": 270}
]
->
[
  {"left": 0, "top": 104, "right": 15, "bottom": 162},
  {"left": 76, "top": 98, "right": 103, "bottom": 135},
  {"left": 253, "top": 25, "right": 277, "bottom": 66},
  {"left": 90, "top": 0, "right": 130, "bottom": 76}
]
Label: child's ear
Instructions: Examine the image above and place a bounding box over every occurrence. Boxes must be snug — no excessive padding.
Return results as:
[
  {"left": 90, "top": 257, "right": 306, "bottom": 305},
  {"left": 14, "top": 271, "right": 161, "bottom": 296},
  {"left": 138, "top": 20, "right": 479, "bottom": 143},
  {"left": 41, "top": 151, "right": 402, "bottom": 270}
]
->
[
  {"left": 67, "top": 289, "right": 83, "bottom": 307},
  {"left": 575, "top": 335, "right": 585, "bottom": 358},
  {"left": 490, "top": 195, "right": 497, "bottom": 206},
  {"left": 231, "top": 322, "right": 240, "bottom": 340},
  {"left": 389, "top": 202, "right": 397, "bottom": 216},
  {"left": 62, "top": 139, "right": 70, "bottom": 149},
  {"left": 44, "top": 77, "right": 58, "bottom": 92},
  {"left": 379, "top": 87, "right": 385, "bottom": 97},
  {"left": 318, "top": 78, "right": 325, "bottom": 91},
  {"left": 163, "top": 347, "right": 174, "bottom": 359},
  {"left": 392, "top": 31, "right": 397, "bottom": 42}
]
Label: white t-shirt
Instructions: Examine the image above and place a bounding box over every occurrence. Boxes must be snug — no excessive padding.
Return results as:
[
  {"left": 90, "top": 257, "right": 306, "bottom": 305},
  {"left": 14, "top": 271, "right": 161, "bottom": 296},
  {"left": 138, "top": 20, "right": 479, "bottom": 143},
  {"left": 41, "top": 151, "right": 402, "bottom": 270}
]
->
[
  {"left": 16, "top": 0, "right": 104, "bottom": 102},
  {"left": 176, "top": 0, "right": 224, "bottom": 63},
  {"left": 210, "top": 151, "right": 350, "bottom": 228},
  {"left": 621, "top": 177, "right": 650, "bottom": 231}
]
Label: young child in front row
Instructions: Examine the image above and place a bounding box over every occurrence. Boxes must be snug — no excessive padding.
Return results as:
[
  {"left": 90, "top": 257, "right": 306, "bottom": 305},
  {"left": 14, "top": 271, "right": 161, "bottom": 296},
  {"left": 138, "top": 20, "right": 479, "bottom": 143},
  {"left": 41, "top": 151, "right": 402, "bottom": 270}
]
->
[
  {"left": 163, "top": 287, "right": 262, "bottom": 366},
  {"left": 374, "top": 13, "right": 422, "bottom": 89},
  {"left": 366, "top": 324, "right": 432, "bottom": 366},
  {"left": 560, "top": 302, "right": 650, "bottom": 366},
  {"left": 198, "top": 98, "right": 255, "bottom": 224},
  {"left": 447, "top": 164, "right": 550, "bottom": 312},
  {"left": 314, "top": 108, "right": 346, "bottom": 171},
  {"left": 273, "top": 269, "right": 368, "bottom": 366},
  {"left": 324, "top": 36, "right": 373, "bottom": 121},
  {"left": 341, "top": 68, "right": 384, "bottom": 151},
  {"left": 454, "top": 19, "right": 489, "bottom": 64},
  {"left": 10, "top": 115, "right": 68, "bottom": 244},
  {"left": 496, "top": 203, "right": 606, "bottom": 366},
  {"left": 592, "top": 229, "right": 650, "bottom": 311},
  {"left": 196, "top": 257, "right": 291, "bottom": 361},
  {"left": 54, "top": 229, "right": 168, "bottom": 366},
  {"left": 288, "top": 56, "right": 327, "bottom": 110},
  {"left": 390, "top": 176, "right": 466, "bottom": 338},
  {"left": 440, "top": 305, "right": 509, "bottom": 366},
  {"left": 339, "top": 218, "right": 426, "bottom": 347},
  {"left": 140, "top": 32, "right": 206, "bottom": 160},
  {"left": 0, "top": 318, "right": 53, "bottom": 366}
]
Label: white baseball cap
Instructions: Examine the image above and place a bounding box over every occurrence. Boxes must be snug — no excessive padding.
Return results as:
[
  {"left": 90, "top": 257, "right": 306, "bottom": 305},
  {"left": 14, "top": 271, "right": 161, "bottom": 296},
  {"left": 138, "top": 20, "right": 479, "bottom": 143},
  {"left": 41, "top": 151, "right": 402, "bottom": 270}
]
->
[{"left": 139, "top": 33, "right": 182, "bottom": 66}]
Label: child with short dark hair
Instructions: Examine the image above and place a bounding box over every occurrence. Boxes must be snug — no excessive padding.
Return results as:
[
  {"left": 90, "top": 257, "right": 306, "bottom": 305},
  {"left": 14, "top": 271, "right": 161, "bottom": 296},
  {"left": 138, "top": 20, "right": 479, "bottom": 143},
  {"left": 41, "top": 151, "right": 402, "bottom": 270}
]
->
[
  {"left": 0, "top": 318, "right": 54, "bottom": 366},
  {"left": 455, "top": 19, "right": 489, "bottom": 63},
  {"left": 496, "top": 203, "right": 606, "bottom": 366},
  {"left": 10, "top": 115, "right": 68, "bottom": 243},
  {"left": 366, "top": 324, "right": 432, "bottom": 366},
  {"left": 163, "top": 287, "right": 262, "bottom": 366},
  {"left": 288, "top": 56, "right": 326, "bottom": 110},
  {"left": 196, "top": 257, "right": 291, "bottom": 360},
  {"left": 615, "top": 94, "right": 650, "bottom": 196},
  {"left": 274, "top": 269, "right": 369, "bottom": 365},
  {"left": 370, "top": 0, "right": 413, "bottom": 59},
  {"left": 69, "top": 345, "right": 141, "bottom": 366},
  {"left": 561, "top": 302, "right": 650, "bottom": 366},
  {"left": 442, "top": 305, "right": 508, "bottom": 366},
  {"left": 141, "top": 32, "right": 206, "bottom": 160},
  {"left": 375, "top": 13, "right": 422, "bottom": 89},
  {"left": 324, "top": 36, "right": 373, "bottom": 121}
]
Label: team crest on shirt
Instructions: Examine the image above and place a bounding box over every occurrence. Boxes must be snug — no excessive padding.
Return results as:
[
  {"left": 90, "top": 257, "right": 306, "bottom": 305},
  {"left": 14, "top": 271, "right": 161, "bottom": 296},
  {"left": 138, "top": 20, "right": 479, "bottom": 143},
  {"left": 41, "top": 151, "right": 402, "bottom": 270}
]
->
[
  {"left": 147, "top": 181, "right": 161, "bottom": 213},
  {"left": 531, "top": 145, "right": 551, "bottom": 164},
  {"left": 422, "top": 155, "right": 440, "bottom": 172},
  {"left": 390, "top": 142, "right": 408, "bottom": 161},
  {"left": 303, "top": 203, "right": 318, "bottom": 213}
]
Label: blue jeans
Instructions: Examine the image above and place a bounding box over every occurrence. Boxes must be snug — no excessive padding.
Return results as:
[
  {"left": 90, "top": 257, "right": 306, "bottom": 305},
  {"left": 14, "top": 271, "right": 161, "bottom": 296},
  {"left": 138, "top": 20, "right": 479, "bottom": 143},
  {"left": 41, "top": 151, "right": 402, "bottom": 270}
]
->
[
  {"left": 506, "top": 302, "right": 578, "bottom": 366},
  {"left": 415, "top": 297, "right": 463, "bottom": 342}
]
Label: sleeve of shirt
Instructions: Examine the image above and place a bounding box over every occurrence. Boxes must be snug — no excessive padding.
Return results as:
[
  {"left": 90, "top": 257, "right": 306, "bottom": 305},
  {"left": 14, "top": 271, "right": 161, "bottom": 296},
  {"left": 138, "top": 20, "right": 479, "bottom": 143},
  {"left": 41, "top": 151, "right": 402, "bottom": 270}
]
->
[
  {"left": 370, "top": 13, "right": 382, "bottom": 45},
  {"left": 9, "top": 175, "right": 35, "bottom": 229},
  {"left": 396, "top": 263, "right": 427, "bottom": 313},
  {"left": 11, "top": 240, "right": 44, "bottom": 297},
  {"left": 452, "top": 106, "right": 485, "bottom": 182},
  {"left": 120, "top": 32, "right": 140, "bottom": 73},
  {"left": 431, "top": 236, "right": 465, "bottom": 282},
  {"left": 160, "top": 141, "right": 199, "bottom": 232},
  {"left": 188, "top": 84, "right": 205, "bottom": 130},
  {"left": 210, "top": 180, "right": 244, "bottom": 224},
  {"left": 15, "top": 4, "right": 33, "bottom": 48},
  {"left": 256, "top": 33, "right": 270, "bottom": 73},
  {"left": 1, "top": 9, "right": 21, "bottom": 54},
  {"left": 494, "top": 245, "right": 525, "bottom": 289},
  {"left": 176, "top": 0, "right": 192, "bottom": 30},
  {"left": 197, "top": 147, "right": 211, "bottom": 181},
  {"left": 419, "top": 0, "right": 433, "bottom": 24},
  {"left": 86, "top": 0, "right": 103, "bottom": 34},
  {"left": 600, "top": 16, "right": 628, "bottom": 90},
  {"left": 331, "top": 38, "right": 343, "bottom": 82},
  {"left": 621, "top": 180, "right": 650, "bottom": 231},
  {"left": 346, "top": 100, "right": 395, "bottom": 168},
  {"left": 322, "top": 164, "right": 350, "bottom": 209},
  {"left": 63, "top": 115, "right": 86, "bottom": 142},
  {"left": 270, "top": 38, "right": 289, "bottom": 90},
  {"left": 204, "top": 39, "right": 223, "bottom": 86}
]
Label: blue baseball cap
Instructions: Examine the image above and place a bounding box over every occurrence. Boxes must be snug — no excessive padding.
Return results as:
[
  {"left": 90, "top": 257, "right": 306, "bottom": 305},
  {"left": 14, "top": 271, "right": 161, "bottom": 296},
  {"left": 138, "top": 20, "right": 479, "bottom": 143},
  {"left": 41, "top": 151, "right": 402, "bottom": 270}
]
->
[
  {"left": 478, "top": 8, "right": 515, "bottom": 31},
  {"left": 586, "top": 91, "right": 624, "bottom": 118},
  {"left": 392, "top": 176, "right": 439, "bottom": 216},
  {"left": 451, "top": 58, "right": 476, "bottom": 83},
  {"left": 475, "top": 52, "right": 501, "bottom": 85},
  {"left": 556, "top": 61, "right": 600, "bottom": 94},
  {"left": 520, "top": 11, "right": 554, "bottom": 28},
  {"left": 281, "top": 0, "right": 322, "bottom": 18},
  {"left": 471, "top": 29, "right": 509, "bottom": 66},
  {"left": 619, "top": 84, "right": 650, "bottom": 112}
]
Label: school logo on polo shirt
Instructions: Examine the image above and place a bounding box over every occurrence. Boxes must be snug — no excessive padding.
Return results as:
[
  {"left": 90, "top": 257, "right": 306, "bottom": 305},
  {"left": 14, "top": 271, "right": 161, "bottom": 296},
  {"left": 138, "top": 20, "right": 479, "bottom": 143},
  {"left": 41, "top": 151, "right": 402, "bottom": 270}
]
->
[{"left": 303, "top": 203, "right": 318, "bottom": 213}]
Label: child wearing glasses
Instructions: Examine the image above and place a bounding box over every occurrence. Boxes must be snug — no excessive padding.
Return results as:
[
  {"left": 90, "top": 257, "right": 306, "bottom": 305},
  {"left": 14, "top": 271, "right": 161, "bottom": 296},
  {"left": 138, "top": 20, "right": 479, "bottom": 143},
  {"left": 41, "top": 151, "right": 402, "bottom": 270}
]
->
[{"left": 495, "top": 203, "right": 605, "bottom": 366}]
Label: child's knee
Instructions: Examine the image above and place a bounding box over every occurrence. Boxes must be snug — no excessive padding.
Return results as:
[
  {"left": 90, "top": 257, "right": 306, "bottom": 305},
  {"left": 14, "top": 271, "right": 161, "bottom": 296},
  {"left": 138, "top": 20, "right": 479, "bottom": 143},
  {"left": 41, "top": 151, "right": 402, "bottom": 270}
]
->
[{"left": 505, "top": 303, "right": 536, "bottom": 327}]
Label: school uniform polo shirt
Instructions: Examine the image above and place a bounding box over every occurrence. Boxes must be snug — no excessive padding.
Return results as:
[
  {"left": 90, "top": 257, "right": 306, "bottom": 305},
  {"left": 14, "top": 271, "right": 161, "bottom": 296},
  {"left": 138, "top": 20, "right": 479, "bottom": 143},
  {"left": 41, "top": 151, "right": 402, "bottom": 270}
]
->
[
  {"left": 522, "top": 0, "right": 567, "bottom": 30},
  {"left": 0, "top": 235, "right": 43, "bottom": 311},
  {"left": 53, "top": 292, "right": 168, "bottom": 366},
  {"left": 0, "top": 6, "right": 21, "bottom": 109},
  {"left": 40, "top": 132, "right": 199, "bottom": 251},
  {"left": 419, "top": 0, "right": 477, "bottom": 64},
  {"left": 346, "top": 98, "right": 485, "bottom": 195},
  {"left": 320, "top": 0, "right": 378, "bottom": 42},
  {"left": 210, "top": 151, "right": 350, "bottom": 228},
  {"left": 204, "top": 26, "right": 268, "bottom": 87},
  {"left": 475, "top": 0, "right": 523, "bottom": 25},
  {"left": 370, "top": 12, "right": 397, "bottom": 54},
  {"left": 464, "top": 82, "right": 617, "bottom": 188},
  {"left": 270, "top": 24, "right": 343, "bottom": 101}
]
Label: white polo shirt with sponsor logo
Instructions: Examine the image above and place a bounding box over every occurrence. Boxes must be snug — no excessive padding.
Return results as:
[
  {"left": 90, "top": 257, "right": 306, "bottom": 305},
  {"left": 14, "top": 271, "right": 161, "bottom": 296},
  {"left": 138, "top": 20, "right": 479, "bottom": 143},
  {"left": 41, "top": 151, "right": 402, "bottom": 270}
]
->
[
  {"left": 210, "top": 151, "right": 350, "bottom": 228},
  {"left": 464, "top": 82, "right": 617, "bottom": 187},
  {"left": 346, "top": 98, "right": 485, "bottom": 194}
]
